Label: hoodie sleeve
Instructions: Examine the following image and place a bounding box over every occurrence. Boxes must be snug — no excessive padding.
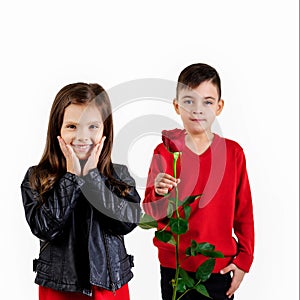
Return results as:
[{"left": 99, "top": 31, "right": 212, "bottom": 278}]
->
[
  {"left": 143, "top": 144, "right": 171, "bottom": 220},
  {"left": 232, "top": 149, "right": 255, "bottom": 272}
]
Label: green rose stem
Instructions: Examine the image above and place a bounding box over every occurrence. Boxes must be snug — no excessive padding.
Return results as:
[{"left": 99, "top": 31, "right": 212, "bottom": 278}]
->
[
  {"left": 139, "top": 145, "right": 222, "bottom": 298},
  {"left": 172, "top": 152, "right": 180, "bottom": 300},
  {"left": 176, "top": 279, "right": 202, "bottom": 300},
  {"left": 139, "top": 140, "right": 223, "bottom": 299}
]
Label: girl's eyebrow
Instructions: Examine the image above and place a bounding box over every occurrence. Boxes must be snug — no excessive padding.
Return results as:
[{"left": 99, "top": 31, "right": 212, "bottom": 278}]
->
[
  {"left": 63, "top": 120, "right": 102, "bottom": 125},
  {"left": 64, "top": 120, "right": 79, "bottom": 124},
  {"left": 87, "top": 121, "right": 103, "bottom": 125}
]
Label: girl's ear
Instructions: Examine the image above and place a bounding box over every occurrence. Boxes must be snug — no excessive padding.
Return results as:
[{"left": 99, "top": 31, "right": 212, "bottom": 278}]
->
[
  {"left": 173, "top": 98, "right": 180, "bottom": 115},
  {"left": 216, "top": 99, "right": 224, "bottom": 116}
]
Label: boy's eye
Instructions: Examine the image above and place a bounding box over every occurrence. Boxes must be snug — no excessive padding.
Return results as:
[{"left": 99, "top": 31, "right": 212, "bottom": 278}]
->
[
  {"left": 183, "top": 99, "right": 193, "bottom": 105},
  {"left": 204, "top": 101, "right": 213, "bottom": 105}
]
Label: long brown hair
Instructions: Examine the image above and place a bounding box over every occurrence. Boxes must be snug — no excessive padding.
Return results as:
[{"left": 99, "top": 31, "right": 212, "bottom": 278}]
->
[{"left": 30, "top": 82, "right": 128, "bottom": 198}]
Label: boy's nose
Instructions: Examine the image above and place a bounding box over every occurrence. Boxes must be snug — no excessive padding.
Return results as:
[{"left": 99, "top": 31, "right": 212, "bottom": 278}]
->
[
  {"left": 192, "top": 101, "right": 204, "bottom": 114},
  {"left": 192, "top": 110, "right": 203, "bottom": 115},
  {"left": 192, "top": 105, "right": 204, "bottom": 114}
]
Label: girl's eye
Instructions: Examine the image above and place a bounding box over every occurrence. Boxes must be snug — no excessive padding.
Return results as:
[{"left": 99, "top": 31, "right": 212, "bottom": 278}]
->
[
  {"left": 67, "top": 124, "right": 76, "bottom": 129},
  {"left": 89, "top": 124, "right": 99, "bottom": 129}
]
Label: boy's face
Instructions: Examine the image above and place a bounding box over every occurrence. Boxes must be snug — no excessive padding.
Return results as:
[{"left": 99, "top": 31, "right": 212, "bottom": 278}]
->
[{"left": 174, "top": 80, "right": 224, "bottom": 136}]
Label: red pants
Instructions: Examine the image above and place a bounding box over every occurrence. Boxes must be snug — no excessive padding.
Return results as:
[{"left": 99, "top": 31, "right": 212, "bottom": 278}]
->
[{"left": 39, "top": 284, "right": 130, "bottom": 300}]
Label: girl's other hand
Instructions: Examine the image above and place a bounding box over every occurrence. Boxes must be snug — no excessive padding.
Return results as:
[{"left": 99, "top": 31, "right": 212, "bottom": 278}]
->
[
  {"left": 154, "top": 173, "right": 180, "bottom": 196},
  {"left": 82, "top": 136, "right": 106, "bottom": 176},
  {"left": 57, "top": 136, "right": 81, "bottom": 176}
]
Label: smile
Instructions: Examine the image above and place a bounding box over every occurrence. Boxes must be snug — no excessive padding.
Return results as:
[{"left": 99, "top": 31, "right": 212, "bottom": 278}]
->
[{"left": 72, "top": 144, "right": 93, "bottom": 152}]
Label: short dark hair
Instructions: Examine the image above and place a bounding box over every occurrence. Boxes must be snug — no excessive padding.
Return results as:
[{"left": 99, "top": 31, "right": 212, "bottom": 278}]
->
[{"left": 176, "top": 63, "right": 221, "bottom": 100}]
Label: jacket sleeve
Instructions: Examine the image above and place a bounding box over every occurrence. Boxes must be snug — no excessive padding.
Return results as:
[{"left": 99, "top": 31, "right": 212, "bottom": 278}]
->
[
  {"left": 21, "top": 167, "right": 85, "bottom": 241},
  {"left": 80, "top": 164, "right": 141, "bottom": 235},
  {"left": 232, "top": 149, "right": 255, "bottom": 272},
  {"left": 142, "top": 145, "right": 170, "bottom": 220}
]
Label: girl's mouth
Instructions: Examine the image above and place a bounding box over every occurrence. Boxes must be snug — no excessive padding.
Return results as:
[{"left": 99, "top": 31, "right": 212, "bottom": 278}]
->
[{"left": 72, "top": 144, "right": 93, "bottom": 152}]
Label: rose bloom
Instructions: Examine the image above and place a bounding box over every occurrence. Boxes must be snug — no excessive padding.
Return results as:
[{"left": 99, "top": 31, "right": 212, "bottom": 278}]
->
[{"left": 162, "top": 128, "right": 186, "bottom": 153}]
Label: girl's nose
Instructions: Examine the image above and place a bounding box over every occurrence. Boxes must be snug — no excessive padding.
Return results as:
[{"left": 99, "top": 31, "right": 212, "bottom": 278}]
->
[{"left": 75, "top": 128, "right": 90, "bottom": 142}]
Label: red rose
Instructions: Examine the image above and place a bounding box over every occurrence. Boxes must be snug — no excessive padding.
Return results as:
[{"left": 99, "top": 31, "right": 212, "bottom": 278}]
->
[{"left": 162, "top": 128, "right": 186, "bottom": 153}]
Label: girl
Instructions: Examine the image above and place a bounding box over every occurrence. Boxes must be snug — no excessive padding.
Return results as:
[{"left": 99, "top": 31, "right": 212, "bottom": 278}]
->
[{"left": 21, "top": 83, "right": 141, "bottom": 300}]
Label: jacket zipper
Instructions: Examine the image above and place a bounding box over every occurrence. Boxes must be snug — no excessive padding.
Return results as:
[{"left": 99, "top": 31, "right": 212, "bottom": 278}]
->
[
  {"left": 102, "top": 231, "right": 116, "bottom": 294},
  {"left": 40, "top": 241, "right": 50, "bottom": 254},
  {"left": 33, "top": 240, "right": 50, "bottom": 272},
  {"left": 88, "top": 208, "right": 94, "bottom": 296}
]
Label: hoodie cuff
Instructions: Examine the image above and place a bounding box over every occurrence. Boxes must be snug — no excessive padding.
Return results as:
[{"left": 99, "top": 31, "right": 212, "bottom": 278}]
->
[{"left": 232, "top": 252, "right": 254, "bottom": 273}]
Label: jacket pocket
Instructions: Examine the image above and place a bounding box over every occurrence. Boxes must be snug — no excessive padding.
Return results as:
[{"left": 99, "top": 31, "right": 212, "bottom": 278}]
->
[
  {"left": 120, "top": 254, "right": 134, "bottom": 272},
  {"left": 33, "top": 258, "right": 51, "bottom": 277}
]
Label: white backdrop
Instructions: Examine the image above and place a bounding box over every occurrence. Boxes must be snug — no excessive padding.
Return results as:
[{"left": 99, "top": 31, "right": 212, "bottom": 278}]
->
[{"left": 0, "top": 1, "right": 299, "bottom": 299}]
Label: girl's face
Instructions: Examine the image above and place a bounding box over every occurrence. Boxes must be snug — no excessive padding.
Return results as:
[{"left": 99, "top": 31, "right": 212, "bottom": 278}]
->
[
  {"left": 60, "top": 102, "right": 104, "bottom": 160},
  {"left": 174, "top": 80, "right": 224, "bottom": 136}
]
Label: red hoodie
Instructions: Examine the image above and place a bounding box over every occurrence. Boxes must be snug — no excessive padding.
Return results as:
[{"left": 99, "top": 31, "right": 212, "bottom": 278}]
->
[{"left": 143, "top": 131, "right": 254, "bottom": 273}]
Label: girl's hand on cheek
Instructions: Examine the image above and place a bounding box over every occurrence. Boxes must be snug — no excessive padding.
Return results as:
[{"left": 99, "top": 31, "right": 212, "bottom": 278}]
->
[
  {"left": 82, "top": 136, "right": 106, "bottom": 176},
  {"left": 57, "top": 136, "right": 81, "bottom": 176}
]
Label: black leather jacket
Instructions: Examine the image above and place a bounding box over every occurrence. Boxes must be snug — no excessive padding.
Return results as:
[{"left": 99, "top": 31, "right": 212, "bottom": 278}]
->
[{"left": 21, "top": 164, "right": 141, "bottom": 296}]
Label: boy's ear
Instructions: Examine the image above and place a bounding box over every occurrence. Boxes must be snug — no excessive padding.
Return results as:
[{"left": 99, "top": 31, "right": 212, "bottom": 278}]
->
[
  {"left": 173, "top": 98, "right": 180, "bottom": 115},
  {"left": 216, "top": 99, "right": 224, "bottom": 116}
]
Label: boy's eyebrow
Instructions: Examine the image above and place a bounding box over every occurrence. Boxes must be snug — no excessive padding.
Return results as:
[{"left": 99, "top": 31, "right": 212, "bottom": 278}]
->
[
  {"left": 181, "top": 95, "right": 194, "bottom": 99},
  {"left": 203, "top": 96, "right": 217, "bottom": 101},
  {"left": 181, "top": 94, "right": 217, "bottom": 101}
]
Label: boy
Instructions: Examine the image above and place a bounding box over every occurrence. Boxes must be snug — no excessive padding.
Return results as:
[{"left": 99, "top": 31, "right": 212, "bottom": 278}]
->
[{"left": 143, "top": 63, "right": 254, "bottom": 299}]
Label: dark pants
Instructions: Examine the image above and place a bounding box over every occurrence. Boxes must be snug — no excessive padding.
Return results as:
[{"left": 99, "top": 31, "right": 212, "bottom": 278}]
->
[{"left": 160, "top": 266, "right": 233, "bottom": 300}]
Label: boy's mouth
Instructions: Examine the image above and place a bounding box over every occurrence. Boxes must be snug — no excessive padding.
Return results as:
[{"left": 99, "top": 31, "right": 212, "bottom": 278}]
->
[{"left": 190, "top": 118, "right": 207, "bottom": 122}]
